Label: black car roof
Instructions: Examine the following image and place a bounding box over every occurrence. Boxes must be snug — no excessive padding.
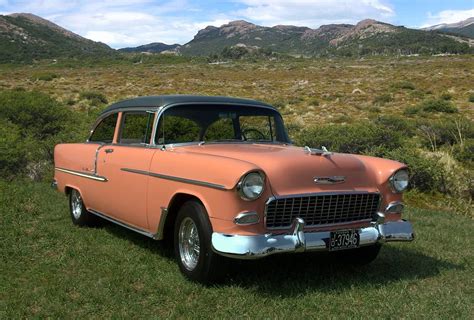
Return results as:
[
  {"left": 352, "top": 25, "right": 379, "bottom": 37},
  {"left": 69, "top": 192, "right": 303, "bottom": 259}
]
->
[{"left": 100, "top": 95, "right": 275, "bottom": 115}]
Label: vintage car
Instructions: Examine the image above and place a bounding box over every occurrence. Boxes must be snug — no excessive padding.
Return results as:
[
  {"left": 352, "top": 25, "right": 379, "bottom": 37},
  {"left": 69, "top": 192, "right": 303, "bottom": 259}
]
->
[{"left": 53, "top": 95, "right": 414, "bottom": 283}]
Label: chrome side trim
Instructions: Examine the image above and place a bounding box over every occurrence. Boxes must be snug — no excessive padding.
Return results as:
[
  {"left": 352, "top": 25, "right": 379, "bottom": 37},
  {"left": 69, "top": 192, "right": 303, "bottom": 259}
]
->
[
  {"left": 154, "top": 207, "right": 169, "bottom": 240},
  {"left": 212, "top": 218, "right": 414, "bottom": 259},
  {"left": 55, "top": 167, "right": 108, "bottom": 182},
  {"left": 121, "top": 168, "right": 227, "bottom": 190},
  {"left": 89, "top": 209, "right": 157, "bottom": 239}
]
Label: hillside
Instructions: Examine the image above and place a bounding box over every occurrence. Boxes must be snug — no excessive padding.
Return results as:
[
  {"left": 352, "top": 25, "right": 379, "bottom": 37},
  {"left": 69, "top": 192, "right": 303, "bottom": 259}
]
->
[
  {"left": 179, "top": 19, "right": 473, "bottom": 57},
  {"left": 0, "top": 13, "right": 115, "bottom": 63},
  {"left": 119, "top": 42, "right": 180, "bottom": 54},
  {"left": 424, "top": 17, "right": 474, "bottom": 39}
]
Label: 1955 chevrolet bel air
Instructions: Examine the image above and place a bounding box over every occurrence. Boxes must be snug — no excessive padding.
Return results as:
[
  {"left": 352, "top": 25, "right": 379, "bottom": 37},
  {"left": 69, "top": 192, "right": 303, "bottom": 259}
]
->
[{"left": 53, "top": 95, "right": 414, "bottom": 283}]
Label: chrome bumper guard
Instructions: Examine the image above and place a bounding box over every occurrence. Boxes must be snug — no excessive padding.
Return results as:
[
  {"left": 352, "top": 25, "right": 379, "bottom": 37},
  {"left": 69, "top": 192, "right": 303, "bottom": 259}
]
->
[{"left": 212, "top": 219, "right": 414, "bottom": 259}]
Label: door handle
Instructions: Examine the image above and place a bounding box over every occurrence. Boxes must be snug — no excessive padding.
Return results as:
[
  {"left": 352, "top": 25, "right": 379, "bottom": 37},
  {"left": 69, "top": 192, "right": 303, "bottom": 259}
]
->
[{"left": 105, "top": 148, "right": 114, "bottom": 154}]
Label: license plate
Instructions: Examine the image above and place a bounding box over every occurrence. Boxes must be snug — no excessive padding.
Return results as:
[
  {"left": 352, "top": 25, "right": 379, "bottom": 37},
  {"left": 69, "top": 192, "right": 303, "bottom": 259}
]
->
[{"left": 329, "top": 229, "right": 360, "bottom": 251}]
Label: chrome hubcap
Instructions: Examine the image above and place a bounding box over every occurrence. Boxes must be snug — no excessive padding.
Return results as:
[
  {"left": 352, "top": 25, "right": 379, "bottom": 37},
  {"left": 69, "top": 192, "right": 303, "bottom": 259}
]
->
[
  {"left": 71, "top": 190, "right": 83, "bottom": 219},
  {"left": 178, "top": 217, "right": 200, "bottom": 271}
]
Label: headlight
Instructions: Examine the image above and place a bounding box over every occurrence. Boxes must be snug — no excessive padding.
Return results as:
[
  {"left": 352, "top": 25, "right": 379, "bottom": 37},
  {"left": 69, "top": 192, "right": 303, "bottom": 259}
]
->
[
  {"left": 390, "top": 169, "right": 409, "bottom": 193},
  {"left": 238, "top": 172, "right": 265, "bottom": 200}
]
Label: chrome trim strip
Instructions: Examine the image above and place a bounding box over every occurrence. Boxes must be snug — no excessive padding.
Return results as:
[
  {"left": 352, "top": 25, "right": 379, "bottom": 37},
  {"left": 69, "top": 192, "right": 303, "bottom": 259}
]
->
[
  {"left": 121, "top": 168, "right": 227, "bottom": 190},
  {"left": 55, "top": 167, "right": 108, "bottom": 182},
  {"left": 89, "top": 209, "right": 157, "bottom": 239},
  {"left": 154, "top": 207, "right": 169, "bottom": 240},
  {"left": 212, "top": 218, "right": 414, "bottom": 259}
]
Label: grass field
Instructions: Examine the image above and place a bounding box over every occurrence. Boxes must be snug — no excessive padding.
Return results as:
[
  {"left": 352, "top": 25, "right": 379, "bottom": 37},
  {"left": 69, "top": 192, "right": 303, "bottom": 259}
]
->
[
  {"left": 0, "top": 56, "right": 473, "bottom": 127},
  {"left": 1, "top": 181, "right": 472, "bottom": 319}
]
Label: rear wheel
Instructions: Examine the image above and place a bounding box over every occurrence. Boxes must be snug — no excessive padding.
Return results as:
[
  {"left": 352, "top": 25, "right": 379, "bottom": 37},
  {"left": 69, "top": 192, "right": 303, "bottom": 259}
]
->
[
  {"left": 333, "top": 244, "right": 382, "bottom": 265},
  {"left": 69, "top": 189, "right": 100, "bottom": 227},
  {"left": 174, "top": 201, "right": 227, "bottom": 284}
]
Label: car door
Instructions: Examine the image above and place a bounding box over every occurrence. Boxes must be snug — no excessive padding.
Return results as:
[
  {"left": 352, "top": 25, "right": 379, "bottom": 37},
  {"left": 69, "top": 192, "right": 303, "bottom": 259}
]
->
[{"left": 95, "top": 111, "right": 157, "bottom": 230}]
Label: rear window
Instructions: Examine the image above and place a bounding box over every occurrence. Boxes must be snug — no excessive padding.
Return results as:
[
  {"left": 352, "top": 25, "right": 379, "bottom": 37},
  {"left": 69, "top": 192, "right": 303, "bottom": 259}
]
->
[{"left": 89, "top": 113, "right": 118, "bottom": 143}]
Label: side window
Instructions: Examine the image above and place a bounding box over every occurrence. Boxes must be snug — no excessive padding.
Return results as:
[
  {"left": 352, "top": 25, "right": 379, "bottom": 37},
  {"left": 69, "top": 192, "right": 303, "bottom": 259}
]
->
[
  {"left": 89, "top": 113, "right": 118, "bottom": 143},
  {"left": 119, "top": 112, "right": 153, "bottom": 145}
]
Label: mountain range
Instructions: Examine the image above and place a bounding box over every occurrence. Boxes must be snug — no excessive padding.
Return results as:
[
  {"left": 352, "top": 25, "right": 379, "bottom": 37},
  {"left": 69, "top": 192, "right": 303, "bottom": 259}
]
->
[
  {"left": 177, "top": 18, "right": 473, "bottom": 57},
  {"left": 422, "top": 17, "right": 474, "bottom": 39},
  {"left": 0, "top": 13, "right": 115, "bottom": 62},
  {"left": 118, "top": 42, "right": 180, "bottom": 54},
  {"left": 0, "top": 13, "right": 472, "bottom": 63}
]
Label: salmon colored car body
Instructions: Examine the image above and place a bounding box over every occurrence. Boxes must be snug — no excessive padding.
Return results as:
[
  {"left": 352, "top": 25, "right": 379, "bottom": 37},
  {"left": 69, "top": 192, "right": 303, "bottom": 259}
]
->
[{"left": 53, "top": 95, "right": 414, "bottom": 283}]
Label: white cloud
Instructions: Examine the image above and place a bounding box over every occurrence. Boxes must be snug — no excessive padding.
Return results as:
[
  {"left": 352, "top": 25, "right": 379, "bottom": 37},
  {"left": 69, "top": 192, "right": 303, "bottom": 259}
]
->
[
  {"left": 422, "top": 8, "right": 474, "bottom": 27},
  {"left": 234, "top": 0, "right": 395, "bottom": 27}
]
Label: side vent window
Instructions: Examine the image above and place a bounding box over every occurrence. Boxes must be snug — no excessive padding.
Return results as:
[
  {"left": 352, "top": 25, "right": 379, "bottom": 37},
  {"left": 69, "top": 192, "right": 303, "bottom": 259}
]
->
[
  {"left": 89, "top": 113, "right": 118, "bottom": 143},
  {"left": 119, "top": 112, "right": 153, "bottom": 145}
]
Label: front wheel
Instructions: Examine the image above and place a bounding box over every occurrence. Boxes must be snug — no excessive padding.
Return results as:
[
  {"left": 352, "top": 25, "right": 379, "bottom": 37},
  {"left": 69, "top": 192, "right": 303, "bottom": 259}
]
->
[{"left": 174, "top": 201, "right": 227, "bottom": 284}]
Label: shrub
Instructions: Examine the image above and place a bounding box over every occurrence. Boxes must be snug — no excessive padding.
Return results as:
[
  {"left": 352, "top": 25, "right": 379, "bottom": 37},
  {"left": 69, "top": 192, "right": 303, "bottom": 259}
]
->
[
  {"left": 0, "top": 119, "right": 27, "bottom": 178},
  {"left": 452, "top": 138, "right": 474, "bottom": 165},
  {"left": 440, "top": 92, "right": 453, "bottom": 101},
  {"left": 79, "top": 91, "right": 108, "bottom": 106},
  {"left": 420, "top": 99, "right": 458, "bottom": 113},
  {"left": 406, "top": 99, "right": 459, "bottom": 115},
  {"left": 469, "top": 93, "right": 474, "bottom": 103},
  {"left": 309, "top": 98, "right": 320, "bottom": 106},
  {"left": 31, "top": 72, "right": 59, "bottom": 82},
  {"left": 0, "top": 90, "right": 88, "bottom": 180},
  {"left": 374, "top": 115, "right": 417, "bottom": 137},
  {"left": 404, "top": 105, "right": 421, "bottom": 115},
  {"left": 393, "top": 81, "right": 415, "bottom": 90},
  {"left": 386, "top": 147, "right": 445, "bottom": 193},
  {"left": 296, "top": 122, "right": 404, "bottom": 156},
  {"left": 373, "top": 93, "right": 392, "bottom": 105}
]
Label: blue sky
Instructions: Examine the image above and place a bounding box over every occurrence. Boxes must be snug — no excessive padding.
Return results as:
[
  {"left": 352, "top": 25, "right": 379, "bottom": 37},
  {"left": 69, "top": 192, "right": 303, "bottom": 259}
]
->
[{"left": 0, "top": 0, "right": 473, "bottom": 48}]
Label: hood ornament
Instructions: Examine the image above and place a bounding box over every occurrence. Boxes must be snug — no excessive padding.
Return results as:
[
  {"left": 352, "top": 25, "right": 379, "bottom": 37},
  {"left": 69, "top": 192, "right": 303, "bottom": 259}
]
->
[
  {"left": 314, "top": 176, "right": 346, "bottom": 184},
  {"left": 304, "top": 146, "right": 332, "bottom": 156}
]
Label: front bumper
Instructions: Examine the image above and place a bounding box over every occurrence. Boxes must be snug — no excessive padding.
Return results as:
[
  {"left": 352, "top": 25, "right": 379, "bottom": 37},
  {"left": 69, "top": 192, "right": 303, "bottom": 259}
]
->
[{"left": 212, "top": 219, "right": 414, "bottom": 259}]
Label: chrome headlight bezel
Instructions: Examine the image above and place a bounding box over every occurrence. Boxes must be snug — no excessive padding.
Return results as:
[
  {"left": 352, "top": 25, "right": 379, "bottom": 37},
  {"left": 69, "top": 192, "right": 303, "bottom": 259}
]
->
[
  {"left": 237, "top": 171, "right": 265, "bottom": 201},
  {"left": 389, "top": 169, "right": 409, "bottom": 193}
]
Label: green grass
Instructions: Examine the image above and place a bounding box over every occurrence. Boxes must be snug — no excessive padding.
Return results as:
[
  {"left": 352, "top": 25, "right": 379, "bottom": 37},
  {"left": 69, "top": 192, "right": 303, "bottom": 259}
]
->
[{"left": 1, "top": 181, "right": 473, "bottom": 318}]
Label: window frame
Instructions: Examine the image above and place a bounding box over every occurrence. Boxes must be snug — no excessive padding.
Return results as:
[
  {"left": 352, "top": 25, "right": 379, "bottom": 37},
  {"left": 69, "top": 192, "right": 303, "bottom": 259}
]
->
[
  {"left": 87, "top": 112, "right": 119, "bottom": 144},
  {"left": 117, "top": 111, "right": 155, "bottom": 146}
]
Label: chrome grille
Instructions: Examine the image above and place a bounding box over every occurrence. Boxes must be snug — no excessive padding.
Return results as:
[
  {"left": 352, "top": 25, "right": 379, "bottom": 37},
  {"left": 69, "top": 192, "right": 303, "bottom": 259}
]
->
[{"left": 265, "top": 193, "right": 380, "bottom": 229}]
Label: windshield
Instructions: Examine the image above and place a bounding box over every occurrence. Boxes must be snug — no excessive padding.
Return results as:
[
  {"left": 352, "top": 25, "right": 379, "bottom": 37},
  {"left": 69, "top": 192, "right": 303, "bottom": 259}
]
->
[{"left": 155, "top": 104, "right": 290, "bottom": 145}]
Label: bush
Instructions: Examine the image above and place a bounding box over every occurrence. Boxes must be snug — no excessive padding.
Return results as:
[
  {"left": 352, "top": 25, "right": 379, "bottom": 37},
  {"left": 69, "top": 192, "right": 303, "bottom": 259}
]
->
[
  {"left": 31, "top": 72, "right": 59, "bottom": 82},
  {"left": 373, "top": 93, "right": 393, "bottom": 105},
  {"left": 393, "top": 81, "right": 415, "bottom": 90},
  {"left": 469, "top": 93, "right": 474, "bottom": 103},
  {"left": 452, "top": 139, "right": 474, "bottom": 165},
  {"left": 420, "top": 99, "right": 458, "bottom": 113},
  {"left": 297, "top": 122, "right": 404, "bottom": 156},
  {"left": 374, "top": 115, "right": 417, "bottom": 137},
  {"left": 79, "top": 91, "right": 108, "bottom": 106},
  {"left": 0, "top": 119, "right": 27, "bottom": 178},
  {"left": 0, "top": 90, "right": 88, "bottom": 180},
  {"left": 386, "top": 148, "right": 445, "bottom": 193},
  {"left": 405, "top": 99, "right": 459, "bottom": 115},
  {"left": 440, "top": 92, "right": 453, "bottom": 101}
]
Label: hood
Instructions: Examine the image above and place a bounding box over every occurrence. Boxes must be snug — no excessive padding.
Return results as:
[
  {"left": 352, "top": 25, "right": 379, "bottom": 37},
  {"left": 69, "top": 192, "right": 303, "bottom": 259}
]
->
[{"left": 177, "top": 143, "right": 389, "bottom": 196}]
